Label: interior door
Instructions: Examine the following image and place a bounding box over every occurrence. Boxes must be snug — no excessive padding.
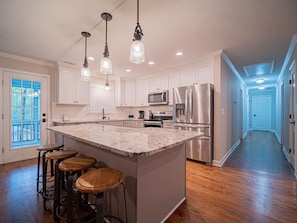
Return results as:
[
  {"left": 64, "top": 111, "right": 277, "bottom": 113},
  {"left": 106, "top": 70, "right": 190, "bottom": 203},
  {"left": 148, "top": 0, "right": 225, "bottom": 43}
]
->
[
  {"left": 2, "top": 70, "right": 48, "bottom": 164},
  {"left": 251, "top": 95, "right": 272, "bottom": 131}
]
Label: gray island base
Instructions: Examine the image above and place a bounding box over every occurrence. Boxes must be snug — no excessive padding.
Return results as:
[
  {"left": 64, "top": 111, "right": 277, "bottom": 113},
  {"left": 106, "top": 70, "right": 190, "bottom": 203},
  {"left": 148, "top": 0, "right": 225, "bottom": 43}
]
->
[{"left": 47, "top": 124, "right": 201, "bottom": 223}]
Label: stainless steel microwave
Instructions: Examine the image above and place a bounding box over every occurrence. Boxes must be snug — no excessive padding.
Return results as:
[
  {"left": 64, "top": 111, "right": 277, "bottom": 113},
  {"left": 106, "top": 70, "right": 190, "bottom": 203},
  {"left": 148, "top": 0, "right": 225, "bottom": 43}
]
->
[{"left": 148, "top": 90, "right": 169, "bottom": 105}]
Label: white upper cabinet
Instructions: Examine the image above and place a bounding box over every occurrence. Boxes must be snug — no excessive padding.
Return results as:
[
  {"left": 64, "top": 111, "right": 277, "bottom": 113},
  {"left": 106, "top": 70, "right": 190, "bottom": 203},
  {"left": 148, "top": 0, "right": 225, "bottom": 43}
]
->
[
  {"left": 168, "top": 73, "right": 180, "bottom": 105},
  {"left": 197, "top": 67, "right": 214, "bottom": 84},
  {"left": 149, "top": 75, "right": 169, "bottom": 92},
  {"left": 179, "top": 71, "right": 197, "bottom": 87},
  {"left": 57, "top": 65, "right": 90, "bottom": 105},
  {"left": 125, "top": 79, "right": 136, "bottom": 106},
  {"left": 135, "top": 78, "right": 149, "bottom": 106},
  {"left": 115, "top": 78, "right": 135, "bottom": 106}
]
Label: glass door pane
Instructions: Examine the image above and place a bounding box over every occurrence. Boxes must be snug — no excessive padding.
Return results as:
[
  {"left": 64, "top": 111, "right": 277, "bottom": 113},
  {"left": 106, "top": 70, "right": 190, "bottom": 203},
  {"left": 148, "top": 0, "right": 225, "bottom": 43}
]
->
[{"left": 11, "top": 79, "right": 41, "bottom": 148}]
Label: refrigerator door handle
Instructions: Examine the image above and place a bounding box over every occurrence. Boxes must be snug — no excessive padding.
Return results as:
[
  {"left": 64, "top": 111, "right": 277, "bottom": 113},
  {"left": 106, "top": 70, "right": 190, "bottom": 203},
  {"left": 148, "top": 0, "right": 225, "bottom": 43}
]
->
[
  {"left": 185, "top": 89, "right": 188, "bottom": 120},
  {"left": 189, "top": 88, "right": 193, "bottom": 120}
]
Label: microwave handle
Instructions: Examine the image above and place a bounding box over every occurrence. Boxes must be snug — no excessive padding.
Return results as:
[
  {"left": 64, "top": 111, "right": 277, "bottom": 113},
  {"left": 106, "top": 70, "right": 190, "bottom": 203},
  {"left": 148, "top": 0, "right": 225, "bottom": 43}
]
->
[{"left": 162, "top": 91, "right": 167, "bottom": 101}]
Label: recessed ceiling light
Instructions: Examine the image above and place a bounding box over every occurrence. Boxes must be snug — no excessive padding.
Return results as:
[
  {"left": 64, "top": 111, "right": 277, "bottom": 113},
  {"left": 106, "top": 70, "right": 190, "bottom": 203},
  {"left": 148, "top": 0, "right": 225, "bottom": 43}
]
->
[
  {"left": 148, "top": 61, "right": 154, "bottom": 65},
  {"left": 88, "top": 56, "right": 95, "bottom": 61},
  {"left": 176, "top": 52, "right": 183, "bottom": 56},
  {"left": 258, "top": 86, "right": 265, "bottom": 90},
  {"left": 256, "top": 78, "right": 264, "bottom": 84},
  {"left": 126, "top": 69, "right": 131, "bottom": 72}
]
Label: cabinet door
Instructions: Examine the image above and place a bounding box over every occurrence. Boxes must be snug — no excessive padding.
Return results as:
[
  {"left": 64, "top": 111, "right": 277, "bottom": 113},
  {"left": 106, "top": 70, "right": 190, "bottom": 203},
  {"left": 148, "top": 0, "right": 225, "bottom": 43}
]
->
[
  {"left": 197, "top": 68, "right": 214, "bottom": 84},
  {"left": 57, "top": 67, "right": 76, "bottom": 104},
  {"left": 136, "top": 78, "right": 149, "bottom": 106},
  {"left": 125, "top": 79, "right": 135, "bottom": 106},
  {"left": 149, "top": 75, "right": 169, "bottom": 92},
  {"left": 57, "top": 65, "right": 90, "bottom": 104},
  {"left": 76, "top": 76, "right": 90, "bottom": 104},
  {"left": 168, "top": 73, "right": 180, "bottom": 105},
  {"left": 179, "top": 71, "right": 196, "bottom": 87}
]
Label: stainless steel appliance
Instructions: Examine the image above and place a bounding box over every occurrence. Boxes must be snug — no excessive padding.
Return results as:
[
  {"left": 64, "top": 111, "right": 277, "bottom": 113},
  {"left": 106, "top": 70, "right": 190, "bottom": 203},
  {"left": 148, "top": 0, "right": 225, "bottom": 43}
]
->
[
  {"left": 173, "top": 83, "right": 214, "bottom": 163},
  {"left": 138, "top": 110, "right": 145, "bottom": 119},
  {"left": 148, "top": 90, "right": 169, "bottom": 105},
  {"left": 144, "top": 111, "right": 172, "bottom": 128}
]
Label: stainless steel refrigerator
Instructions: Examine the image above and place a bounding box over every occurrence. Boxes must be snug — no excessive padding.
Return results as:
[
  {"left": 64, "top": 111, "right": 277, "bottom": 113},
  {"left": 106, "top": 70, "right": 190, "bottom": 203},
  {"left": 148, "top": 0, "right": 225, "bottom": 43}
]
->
[{"left": 173, "top": 83, "right": 214, "bottom": 163}]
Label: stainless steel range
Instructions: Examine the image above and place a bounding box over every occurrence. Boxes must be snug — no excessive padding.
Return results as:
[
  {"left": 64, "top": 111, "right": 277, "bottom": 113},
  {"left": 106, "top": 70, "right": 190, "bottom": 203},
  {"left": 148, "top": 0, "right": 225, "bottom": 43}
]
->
[{"left": 144, "top": 111, "right": 172, "bottom": 128}]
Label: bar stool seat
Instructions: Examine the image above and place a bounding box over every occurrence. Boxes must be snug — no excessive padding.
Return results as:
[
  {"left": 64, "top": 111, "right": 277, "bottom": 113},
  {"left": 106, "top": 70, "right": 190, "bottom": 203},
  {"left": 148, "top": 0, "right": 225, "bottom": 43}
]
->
[
  {"left": 76, "top": 168, "right": 125, "bottom": 223},
  {"left": 43, "top": 150, "right": 78, "bottom": 212},
  {"left": 36, "top": 143, "right": 64, "bottom": 192},
  {"left": 57, "top": 156, "right": 97, "bottom": 222}
]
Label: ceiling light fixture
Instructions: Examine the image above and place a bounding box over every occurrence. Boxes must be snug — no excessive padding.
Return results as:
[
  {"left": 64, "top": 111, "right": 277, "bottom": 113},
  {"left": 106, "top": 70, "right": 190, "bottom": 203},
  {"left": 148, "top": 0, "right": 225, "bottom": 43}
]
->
[
  {"left": 81, "top": 31, "right": 91, "bottom": 81},
  {"left": 129, "top": 0, "right": 145, "bottom": 64},
  {"left": 256, "top": 78, "right": 264, "bottom": 84},
  {"left": 100, "top": 12, "right": 112, "bottom": 75},
  {"left": 105, "top": 74, "right": 110, "bottom": 90},
  {"left": 258, "top": 86, "right": 265, "bottom": 90},
  {"left": 176, "top": 52, "right": 183, "bottom": 56}
]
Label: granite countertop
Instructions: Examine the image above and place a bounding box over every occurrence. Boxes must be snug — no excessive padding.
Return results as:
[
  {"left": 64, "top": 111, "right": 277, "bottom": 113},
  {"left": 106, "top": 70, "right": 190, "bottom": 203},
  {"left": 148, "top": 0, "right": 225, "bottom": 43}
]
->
[{"left": 47, "top": 124, "right": 201, "bottom": 157}]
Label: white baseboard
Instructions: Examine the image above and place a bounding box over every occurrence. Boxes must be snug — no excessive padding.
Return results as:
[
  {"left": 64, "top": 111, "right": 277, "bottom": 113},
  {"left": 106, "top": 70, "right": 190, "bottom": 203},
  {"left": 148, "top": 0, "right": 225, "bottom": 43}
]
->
[{"left": 212, "top": 139, "right": 241, "bottom": 167}]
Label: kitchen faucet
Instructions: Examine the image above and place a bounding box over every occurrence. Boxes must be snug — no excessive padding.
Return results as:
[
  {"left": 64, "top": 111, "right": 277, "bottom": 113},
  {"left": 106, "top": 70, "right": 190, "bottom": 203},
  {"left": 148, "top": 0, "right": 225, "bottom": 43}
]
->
[{"left": 102, "top": 108, "right": 106, "bottom": 119}]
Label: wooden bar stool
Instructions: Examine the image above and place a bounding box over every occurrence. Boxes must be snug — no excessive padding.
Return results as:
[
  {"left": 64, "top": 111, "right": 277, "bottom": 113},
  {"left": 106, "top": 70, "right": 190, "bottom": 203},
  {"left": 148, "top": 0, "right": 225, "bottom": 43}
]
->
[
  {"left": 44, "top": 150, "right": 78, "bottom": 212},
  {"left": 57, "top": 156, "right": 97, "bottom": 222},
  {"left": 76, "top": 168, "right": 127, "bottom": 223},
  {"left": 36, "top": 143, "right": 64, "bottom": 192}
]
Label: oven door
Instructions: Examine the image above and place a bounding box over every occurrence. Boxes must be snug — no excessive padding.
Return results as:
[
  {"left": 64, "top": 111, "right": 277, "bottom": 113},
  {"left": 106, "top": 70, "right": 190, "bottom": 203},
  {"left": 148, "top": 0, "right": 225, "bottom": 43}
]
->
[{"left": 144, "top": 120, "right": 163, "bottom": 128}]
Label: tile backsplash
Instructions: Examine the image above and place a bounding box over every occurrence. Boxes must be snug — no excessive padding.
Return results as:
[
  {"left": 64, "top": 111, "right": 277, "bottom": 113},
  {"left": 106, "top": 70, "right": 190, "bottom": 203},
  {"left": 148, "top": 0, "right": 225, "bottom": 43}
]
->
[{"left": 51, "top": 103, "right": 173, "bottom": 122}]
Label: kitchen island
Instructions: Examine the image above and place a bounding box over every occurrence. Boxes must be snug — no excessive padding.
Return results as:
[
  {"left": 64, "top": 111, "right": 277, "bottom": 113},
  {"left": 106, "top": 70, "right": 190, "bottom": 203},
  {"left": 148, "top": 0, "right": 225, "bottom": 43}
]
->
[{"left": 47, "top": 124, "right": 201, "bottom": 223}]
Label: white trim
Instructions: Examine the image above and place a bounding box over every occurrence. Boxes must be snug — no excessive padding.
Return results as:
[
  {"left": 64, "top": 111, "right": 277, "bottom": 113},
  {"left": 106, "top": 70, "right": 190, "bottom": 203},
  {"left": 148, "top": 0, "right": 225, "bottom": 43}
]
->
[
  {"left": 282, "top": 145, "right": 291, "bottom": 163},
  {"left": 0, "top": 52, "right": 55, "bottom": 68},
  {"left": 212, "top": 139, "right": 241, "bottom": 167},
  {"left": 277, "top": 34, "right": 297, "bottom": 84},
  {"left": 272, "top": 129, "right": 281, "bottom": 144},
  {"left": 160, "top": 197, "right": 186, "bottom": 223},
  {"left": 221, "top": 50, "right": 246, "bottom": 88}
]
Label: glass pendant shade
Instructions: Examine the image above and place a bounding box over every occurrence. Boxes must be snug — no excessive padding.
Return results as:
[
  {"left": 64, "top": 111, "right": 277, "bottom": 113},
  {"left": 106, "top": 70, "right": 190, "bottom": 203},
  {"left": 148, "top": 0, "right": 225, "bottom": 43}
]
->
[
  {"left": 100, "top": 57, "right": 112, "bottom": 75},
  {"left": 81, "top": 67, "right": 91, "bottom": 81},
  {"left": 129, "top": 40, "right": 145, "bottom": 64}
]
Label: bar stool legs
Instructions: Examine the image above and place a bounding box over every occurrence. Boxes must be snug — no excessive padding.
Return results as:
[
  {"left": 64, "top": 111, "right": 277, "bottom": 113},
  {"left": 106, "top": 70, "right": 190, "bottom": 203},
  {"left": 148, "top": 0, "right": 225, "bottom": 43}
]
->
[
  {"left": 75, "top": 168, "right": 127, "bottom": 223},
  {"left": 36, "top": 143, "right": 64, "bottom": 192}
]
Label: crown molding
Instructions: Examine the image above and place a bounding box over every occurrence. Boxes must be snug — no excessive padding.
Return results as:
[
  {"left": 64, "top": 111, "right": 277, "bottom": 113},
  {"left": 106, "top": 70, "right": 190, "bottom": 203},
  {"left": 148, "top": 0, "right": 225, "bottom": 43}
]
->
[
  {"left": 277, "top": 34, "right": 297, "bottom": 83},
  {"left": 0, "top": 52, "right": 55, "bottom": 68}
]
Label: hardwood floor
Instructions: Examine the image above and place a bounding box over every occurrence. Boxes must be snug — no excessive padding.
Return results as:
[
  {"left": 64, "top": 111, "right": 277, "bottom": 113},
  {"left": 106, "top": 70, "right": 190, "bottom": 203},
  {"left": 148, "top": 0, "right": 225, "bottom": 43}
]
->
[
  {"left": 166, "top": 131, "right": 297, "bottom": 223},
  {"left": 0, "top": 131, "right": 296, "bottom": 223}
]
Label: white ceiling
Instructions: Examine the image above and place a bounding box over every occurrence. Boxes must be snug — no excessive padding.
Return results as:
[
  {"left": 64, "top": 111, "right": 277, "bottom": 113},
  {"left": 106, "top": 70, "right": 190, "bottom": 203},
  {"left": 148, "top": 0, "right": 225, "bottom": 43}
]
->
[{"left": 0, "top": 0, "right": 297, "bottom": 88}]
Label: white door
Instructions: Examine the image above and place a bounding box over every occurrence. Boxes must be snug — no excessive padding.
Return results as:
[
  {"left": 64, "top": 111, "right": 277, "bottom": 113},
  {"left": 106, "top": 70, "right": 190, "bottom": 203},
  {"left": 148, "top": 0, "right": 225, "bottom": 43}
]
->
[
  {"left": 251, "top": 95, "right": 271, "bottom": 131},
  {"left": 2, "top": 70, "right": 48, "bottom": 164}
]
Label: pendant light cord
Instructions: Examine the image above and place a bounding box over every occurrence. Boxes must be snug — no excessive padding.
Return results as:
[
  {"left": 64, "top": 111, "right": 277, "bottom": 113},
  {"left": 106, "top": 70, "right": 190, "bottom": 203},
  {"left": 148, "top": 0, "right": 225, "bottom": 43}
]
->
[
  {"left": 103, "top": 15, "right": 109, "bottom": 57},
  {"left": 133, "top": 0, "right": 143, "bottom": 41}
]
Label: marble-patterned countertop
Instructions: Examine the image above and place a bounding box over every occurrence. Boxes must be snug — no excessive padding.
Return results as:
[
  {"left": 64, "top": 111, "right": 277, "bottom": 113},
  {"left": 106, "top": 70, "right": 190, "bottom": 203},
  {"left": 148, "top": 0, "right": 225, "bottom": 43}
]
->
[{"left": 47, "top": 124, "right": 201, "bottom": 157}]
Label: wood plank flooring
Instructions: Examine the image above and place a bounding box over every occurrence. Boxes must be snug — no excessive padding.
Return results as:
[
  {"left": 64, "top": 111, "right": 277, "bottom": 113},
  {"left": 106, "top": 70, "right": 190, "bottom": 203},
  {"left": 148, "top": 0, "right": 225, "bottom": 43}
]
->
[{"left": 0, "top": 131, "right": 296, "bottom": 223}]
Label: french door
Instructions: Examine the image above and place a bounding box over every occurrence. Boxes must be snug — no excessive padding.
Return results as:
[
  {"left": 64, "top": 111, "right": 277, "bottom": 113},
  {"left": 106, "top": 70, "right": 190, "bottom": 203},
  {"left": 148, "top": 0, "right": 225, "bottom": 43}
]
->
[{"left": 1, "top": 69, "right": 48, "bottom": 164}]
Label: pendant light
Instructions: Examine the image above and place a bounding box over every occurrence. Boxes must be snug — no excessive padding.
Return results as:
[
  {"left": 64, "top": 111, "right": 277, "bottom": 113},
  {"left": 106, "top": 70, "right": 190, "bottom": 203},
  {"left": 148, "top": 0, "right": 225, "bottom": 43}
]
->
[
  {"left": 100, "top": 12, "right": 112, "bottom": 75},
  {"left": 129, "top": 0, "right": 145, "bottom": 64},
  {"left": 81, "top": 32, "right": 91, "bottom": 81}
]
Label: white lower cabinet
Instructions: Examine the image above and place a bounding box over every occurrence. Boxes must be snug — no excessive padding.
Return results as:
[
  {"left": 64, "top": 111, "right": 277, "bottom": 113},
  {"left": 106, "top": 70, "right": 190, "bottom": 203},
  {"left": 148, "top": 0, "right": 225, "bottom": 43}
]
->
[{"left": 123, "top": 120, "right": 144, "bottom": 128}]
